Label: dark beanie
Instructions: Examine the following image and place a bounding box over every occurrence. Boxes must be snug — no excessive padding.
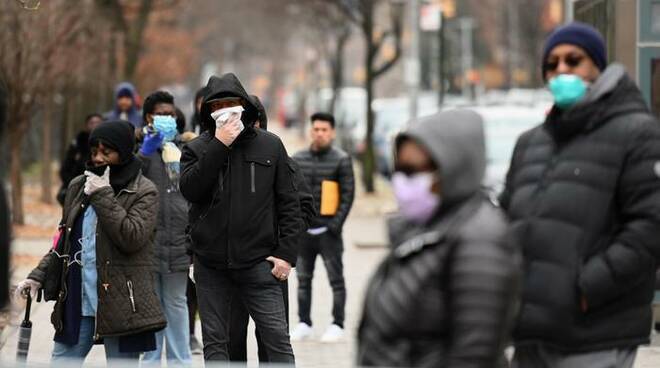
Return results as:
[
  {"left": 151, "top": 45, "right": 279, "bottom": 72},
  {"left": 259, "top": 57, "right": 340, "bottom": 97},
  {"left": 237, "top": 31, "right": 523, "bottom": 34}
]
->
[
  {"left": 542, "top": 22, "right": 607, "bottom": 79},
  {"left": 89, "top": 120, "right": 136, "bottom": 163}
]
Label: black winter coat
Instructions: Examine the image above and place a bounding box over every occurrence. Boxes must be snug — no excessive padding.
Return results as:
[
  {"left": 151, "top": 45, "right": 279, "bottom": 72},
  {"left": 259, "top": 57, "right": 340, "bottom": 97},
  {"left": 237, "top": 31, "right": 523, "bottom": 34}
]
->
[
  {"left": 180, "top": 73, "right": 301, "bottom": 268},
  {"left": 139, "top": 141, "right": 190, "bottom": 274},
  {"left": 293, "top": 146, "right": 354, "bottom": 234},
  {"left": 500, "top": 64, "right": 660, "bottom": 351}
]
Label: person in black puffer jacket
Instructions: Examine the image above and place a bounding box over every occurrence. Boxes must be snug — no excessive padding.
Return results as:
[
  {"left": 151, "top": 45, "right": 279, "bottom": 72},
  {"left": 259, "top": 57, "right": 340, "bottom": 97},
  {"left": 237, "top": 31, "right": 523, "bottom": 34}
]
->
[
  {"left": 501, "top": 23, "right": 660, "bottom": 368},
  {"left": 291, "top": 112, "right": 355, "bottom": 342},
  {"left": 358, "top": 109, "right": 521, "bottom": 368}
]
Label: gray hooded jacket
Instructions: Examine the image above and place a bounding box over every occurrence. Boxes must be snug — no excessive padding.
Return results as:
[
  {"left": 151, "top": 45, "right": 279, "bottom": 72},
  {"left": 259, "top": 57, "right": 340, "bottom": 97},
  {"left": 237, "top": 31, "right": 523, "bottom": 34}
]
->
[{"left": 357, "top": 110, "right": 521, "bottom": 368}]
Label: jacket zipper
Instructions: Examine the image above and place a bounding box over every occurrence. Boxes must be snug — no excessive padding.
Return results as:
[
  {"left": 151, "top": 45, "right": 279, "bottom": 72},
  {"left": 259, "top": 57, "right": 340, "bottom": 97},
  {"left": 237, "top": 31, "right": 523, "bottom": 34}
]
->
[
  {"left": 127, "top": 280, "right": 136, "bottom": 313},
  {"left": 227, "top": 152, "right": 233, "bottom": 268},
  {"left": 251, "top": 162, "right": 256, "bottom": 193}
]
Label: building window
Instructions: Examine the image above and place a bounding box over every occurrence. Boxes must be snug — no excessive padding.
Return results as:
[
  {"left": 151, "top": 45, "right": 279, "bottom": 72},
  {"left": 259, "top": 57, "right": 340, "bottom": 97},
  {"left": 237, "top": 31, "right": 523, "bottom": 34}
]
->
[
  {"left": 653, "top": 3, "right": 660, "bottom": 34},
  {"left": 652, "top": 59, "right": 660, "bottom": 118}
]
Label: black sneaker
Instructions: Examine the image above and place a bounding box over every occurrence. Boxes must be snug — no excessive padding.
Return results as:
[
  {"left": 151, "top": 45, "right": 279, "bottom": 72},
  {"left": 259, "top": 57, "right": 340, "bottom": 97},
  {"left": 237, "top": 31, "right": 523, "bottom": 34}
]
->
[{"left": 190, "top": 335, "right": 203, "bottom": 355}]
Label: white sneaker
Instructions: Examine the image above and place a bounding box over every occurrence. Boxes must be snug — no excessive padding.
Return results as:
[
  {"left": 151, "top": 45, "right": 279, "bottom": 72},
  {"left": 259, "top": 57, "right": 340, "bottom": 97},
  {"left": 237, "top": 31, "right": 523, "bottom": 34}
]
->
[
  {"left": 320, "top": 324, "right": 344, "bottom": 343},
  {"left": 290, "top": 322, "right": 313, "bottom": 341}
]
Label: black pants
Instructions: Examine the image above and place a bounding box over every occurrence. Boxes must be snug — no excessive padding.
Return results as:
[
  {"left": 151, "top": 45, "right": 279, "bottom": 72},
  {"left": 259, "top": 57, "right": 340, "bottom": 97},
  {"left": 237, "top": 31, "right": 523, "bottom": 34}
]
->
[
  {"left": 194, "top": 258, "right": 294, "bottom": 363},
  {"left": 228, "top": 281, "right": 289, "bottom": 363},
  {"left": 297, "top": 231, "right": 346, "bottom": 327},
  {"left": 187, "top": 276, "right": 197, "bottom": 335}
]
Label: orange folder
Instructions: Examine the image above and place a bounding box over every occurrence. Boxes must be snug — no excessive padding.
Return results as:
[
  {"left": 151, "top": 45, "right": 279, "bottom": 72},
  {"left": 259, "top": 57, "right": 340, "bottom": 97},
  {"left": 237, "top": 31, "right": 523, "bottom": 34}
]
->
[{"left": 320, "top": 180, "right": 340, "bottom": 216}]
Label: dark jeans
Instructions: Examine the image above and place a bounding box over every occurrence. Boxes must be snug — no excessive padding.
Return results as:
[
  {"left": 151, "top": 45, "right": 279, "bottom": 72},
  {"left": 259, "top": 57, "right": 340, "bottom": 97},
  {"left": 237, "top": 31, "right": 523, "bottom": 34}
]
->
[
  {"left": 194, "top": 258, "right": 294, "bottom": 364},
  {"left": 297, "top": 231, "right": 345, "bottom": 327},
  {"left": 187, "top": 276, "right": 197, "bottom": 335},
  {"left": 228, "top": 281, "right": 289, "bottom": 363}
]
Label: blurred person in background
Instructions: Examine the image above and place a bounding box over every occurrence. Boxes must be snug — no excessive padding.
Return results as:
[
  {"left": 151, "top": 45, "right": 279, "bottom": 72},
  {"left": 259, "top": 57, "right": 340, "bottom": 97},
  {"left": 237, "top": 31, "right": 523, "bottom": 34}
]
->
[
  {"left": 357, "top": 109, "right": 520, "bottom": 367},
  {"left": 500, "top": 22, "right": 660, "bottom": 368},
  {"left": 15, "top": 120, "right": 165, "bottom": 366},
  {"left": 227, "top": 95, "right": 316, "bottom": 363},
  {"left": 180, "top": 73, "right": 300, "bottom": 363},
  {"left": 57, "top": 113, "right": 103, "bottom": 205},
  {"left": 290, "top": 112, "right": 354, "bottom": 342},
  {"left": 138, "top": 91, "right": 192, "bottom": 365},
  {"left": 105, "top": 81, "right": 142, "bottom": 128},
  {"left": 189, "top": 86, "right": 210, "bottom": 134}
]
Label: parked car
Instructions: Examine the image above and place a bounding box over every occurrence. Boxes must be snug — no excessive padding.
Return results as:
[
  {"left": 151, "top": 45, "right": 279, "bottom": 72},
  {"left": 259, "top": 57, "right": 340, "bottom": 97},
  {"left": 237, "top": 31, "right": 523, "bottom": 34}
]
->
[{"left": 372, "top": 101, "right": 548, "bottom": 191}]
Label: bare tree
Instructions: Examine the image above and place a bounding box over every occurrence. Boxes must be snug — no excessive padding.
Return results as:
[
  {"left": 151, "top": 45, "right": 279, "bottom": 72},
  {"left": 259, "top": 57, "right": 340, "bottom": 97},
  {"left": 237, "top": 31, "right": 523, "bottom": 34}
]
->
[
  {"left": 0, "top": 1, "right": 86, "bottom": 223},
  {"left": 97, "top": 0, "right": 155, "bottom": 81},
  {"left": 324, "top": 0, "right": 403, "bottom": 193}
]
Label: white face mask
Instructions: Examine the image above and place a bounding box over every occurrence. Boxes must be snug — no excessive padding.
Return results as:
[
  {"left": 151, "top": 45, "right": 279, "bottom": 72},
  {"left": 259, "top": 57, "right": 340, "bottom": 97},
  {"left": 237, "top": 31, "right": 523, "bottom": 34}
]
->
[{"left": 211, "top": 106, "right": 245, "bottom": 131}]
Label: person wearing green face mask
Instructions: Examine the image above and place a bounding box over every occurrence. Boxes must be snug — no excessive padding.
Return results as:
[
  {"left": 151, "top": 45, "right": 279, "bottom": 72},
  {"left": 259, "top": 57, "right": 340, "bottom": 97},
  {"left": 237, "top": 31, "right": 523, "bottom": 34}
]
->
[
  {"left": 138, "top": 90, "right": 192, "bottom": 366},
  {"left": 501, "top": 22, "right": 660, "bottom": 368}
]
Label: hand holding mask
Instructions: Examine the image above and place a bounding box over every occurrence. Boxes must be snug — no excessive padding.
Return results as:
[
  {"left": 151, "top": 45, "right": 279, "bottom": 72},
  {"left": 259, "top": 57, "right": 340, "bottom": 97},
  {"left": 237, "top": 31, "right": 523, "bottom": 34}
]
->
[{"left": 212, "top": 106, "right": 245, "bottom": 146}]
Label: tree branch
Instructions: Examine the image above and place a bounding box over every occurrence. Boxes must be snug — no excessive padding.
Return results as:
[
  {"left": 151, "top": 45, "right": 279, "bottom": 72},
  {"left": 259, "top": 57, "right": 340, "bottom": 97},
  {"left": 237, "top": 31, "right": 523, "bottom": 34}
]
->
[{"left": 372, "top": 5, "right": 402, "bottom": 78}]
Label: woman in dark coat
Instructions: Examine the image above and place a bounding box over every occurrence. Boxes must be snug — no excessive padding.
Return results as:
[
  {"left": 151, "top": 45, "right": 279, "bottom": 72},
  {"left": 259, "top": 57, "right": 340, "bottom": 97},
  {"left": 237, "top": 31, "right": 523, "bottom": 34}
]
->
[
  {"left": 357, "top": 109, "right": 521, "bottom": 368},
  {"left": 15, "top": 120, "right": 165, "bottom": 365}
]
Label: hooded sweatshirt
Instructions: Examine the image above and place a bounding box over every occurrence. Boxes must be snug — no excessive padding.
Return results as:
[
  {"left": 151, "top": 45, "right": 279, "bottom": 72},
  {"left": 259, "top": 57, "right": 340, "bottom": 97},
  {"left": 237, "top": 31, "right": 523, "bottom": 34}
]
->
[
  {"left": 180, "top": 73, "right": 301, "bottom": 268},
  {"left": 358, "top": 109, "right": 520, "bottom": 368},
  {"left": 105, "top": 82, "right": 142, "bottom": 128},
  {"left": 501, "top": 64, "right": 660, "bottom": 351}
]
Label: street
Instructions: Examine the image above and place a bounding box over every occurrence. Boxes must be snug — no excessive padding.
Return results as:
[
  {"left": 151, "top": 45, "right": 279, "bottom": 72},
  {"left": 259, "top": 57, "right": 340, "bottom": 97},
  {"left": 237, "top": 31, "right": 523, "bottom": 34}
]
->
[{"left": 3, "top": 211, "right": 660, "bottom": 367}]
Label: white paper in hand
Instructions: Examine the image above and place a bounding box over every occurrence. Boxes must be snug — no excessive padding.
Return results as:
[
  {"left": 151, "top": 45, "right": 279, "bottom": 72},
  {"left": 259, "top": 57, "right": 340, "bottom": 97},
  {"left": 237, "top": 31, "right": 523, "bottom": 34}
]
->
[{"left": 211, "top": 106, "right": 245, "bottom": 130}]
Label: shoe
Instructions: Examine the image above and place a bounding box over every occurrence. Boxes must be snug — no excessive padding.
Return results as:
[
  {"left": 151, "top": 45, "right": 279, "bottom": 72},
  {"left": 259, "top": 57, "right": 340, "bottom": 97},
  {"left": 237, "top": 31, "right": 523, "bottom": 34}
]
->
[
  {"left": 290, "top": 322, "right": 313, "bottom": 341},
  {"left": 320, "top": 324, "right": 344, "bottom": 343},
  {"left": 190, "top": 335, "right": 203, "bottom": 355}
]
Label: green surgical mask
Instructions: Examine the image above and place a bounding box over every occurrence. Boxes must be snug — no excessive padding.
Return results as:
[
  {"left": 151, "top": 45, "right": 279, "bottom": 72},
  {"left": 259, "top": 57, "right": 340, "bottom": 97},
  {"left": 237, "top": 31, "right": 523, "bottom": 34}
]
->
[{"left": 548, "top": 74, "right": 589, "bottom": 110}]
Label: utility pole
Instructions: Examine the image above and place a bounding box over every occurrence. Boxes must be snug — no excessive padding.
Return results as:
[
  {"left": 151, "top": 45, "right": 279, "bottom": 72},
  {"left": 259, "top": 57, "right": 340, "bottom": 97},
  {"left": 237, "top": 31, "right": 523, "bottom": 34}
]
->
[
  {"left": 565, "top": 0, "right": 576, "bottom": 22},
  {"left": 438, "top": 7, "right": 445, "bottom": 106},
  {"left": 459, "top": 17, "right": 474, "bottom": 100},
  {"left": 407, "top": 0, "right": 421, "bottom": 122},
  {"left": 507, "top": 0, "right": 520, "bottom": 88}
]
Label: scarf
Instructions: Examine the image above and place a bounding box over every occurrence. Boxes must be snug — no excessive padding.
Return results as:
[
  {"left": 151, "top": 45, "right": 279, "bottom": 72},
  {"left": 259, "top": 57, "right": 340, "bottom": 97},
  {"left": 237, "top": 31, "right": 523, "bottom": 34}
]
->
[{"left": 161, "top": 142, "right": 181, "bottom": 190}]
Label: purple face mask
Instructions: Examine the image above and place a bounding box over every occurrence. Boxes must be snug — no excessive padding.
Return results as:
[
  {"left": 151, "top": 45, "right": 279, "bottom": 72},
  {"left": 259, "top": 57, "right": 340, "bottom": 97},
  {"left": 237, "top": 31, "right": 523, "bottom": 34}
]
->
[{"left": 391, "top": 172, "right": 441, "bottom": 224}]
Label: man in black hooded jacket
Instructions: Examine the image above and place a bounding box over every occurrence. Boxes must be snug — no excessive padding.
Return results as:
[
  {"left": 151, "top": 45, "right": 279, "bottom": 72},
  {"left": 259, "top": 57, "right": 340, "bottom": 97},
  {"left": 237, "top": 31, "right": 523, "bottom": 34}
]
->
[
  {"left": 180, "top": 73, "right": 300, "bottom": 363},
  {"left": 501, "top": 22, "right": 660, "bottom": 367}
]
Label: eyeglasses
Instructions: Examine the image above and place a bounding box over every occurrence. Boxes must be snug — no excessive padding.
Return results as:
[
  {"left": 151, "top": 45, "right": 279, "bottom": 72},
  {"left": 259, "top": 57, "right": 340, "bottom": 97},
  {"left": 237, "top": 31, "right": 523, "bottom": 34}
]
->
[{"left": 544, "top": 54, "right": 585, "bottom": 71}]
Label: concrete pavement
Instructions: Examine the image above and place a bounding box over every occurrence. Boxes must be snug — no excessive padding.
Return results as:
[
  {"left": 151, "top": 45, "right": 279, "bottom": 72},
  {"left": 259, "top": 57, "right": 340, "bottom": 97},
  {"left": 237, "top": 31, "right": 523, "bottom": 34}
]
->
[{"left": 3, "top": 213, "right": 660, "bottom": 367}]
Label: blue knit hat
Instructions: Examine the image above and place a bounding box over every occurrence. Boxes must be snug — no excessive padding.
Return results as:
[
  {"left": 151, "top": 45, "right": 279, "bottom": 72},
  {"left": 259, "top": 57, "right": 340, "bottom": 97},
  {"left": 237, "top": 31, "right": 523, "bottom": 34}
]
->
[{"left": 542, "top": 22, "right": 607, "bottom": 79}]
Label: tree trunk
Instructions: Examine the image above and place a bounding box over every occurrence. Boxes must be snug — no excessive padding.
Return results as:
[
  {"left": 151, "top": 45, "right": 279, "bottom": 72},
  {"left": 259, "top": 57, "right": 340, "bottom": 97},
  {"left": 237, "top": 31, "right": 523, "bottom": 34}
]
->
[
  {"left": 362, "top": 7, "right": 376, "bottom": 194},
  {"left": 123, "top": 0, "right": 153, "bottom": 81},
  {"left": 41, "top": 97, "right": 53, "bottom": 204},
  {"left": 9, "top": 121, "right": 24, "bottom": 225},
  {"left": 329, "top": 28, "right": 350, "bottom": 113}
]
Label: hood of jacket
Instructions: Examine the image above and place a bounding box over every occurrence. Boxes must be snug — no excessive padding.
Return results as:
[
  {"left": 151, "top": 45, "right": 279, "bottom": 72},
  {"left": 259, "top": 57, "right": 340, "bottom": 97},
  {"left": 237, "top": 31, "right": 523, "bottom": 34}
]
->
[
  {"left": 199, "top": 73, "right": 259, "bottom": 133},
  {"left": 545, "top": 63, "right": 650, "bottom": 141},
  {"left": 113, "top": 82, "right": 138, "bottom": 109},
  {"left": 395, "top": 109, "right": 486, "bottom": 207}
]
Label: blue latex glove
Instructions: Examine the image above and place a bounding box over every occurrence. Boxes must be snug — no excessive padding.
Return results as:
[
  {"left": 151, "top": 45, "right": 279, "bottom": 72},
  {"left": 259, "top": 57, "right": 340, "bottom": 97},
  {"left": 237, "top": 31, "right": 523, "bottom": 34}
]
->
[{"left": 140, "top": 131, "right": 164, "bottom": 156}]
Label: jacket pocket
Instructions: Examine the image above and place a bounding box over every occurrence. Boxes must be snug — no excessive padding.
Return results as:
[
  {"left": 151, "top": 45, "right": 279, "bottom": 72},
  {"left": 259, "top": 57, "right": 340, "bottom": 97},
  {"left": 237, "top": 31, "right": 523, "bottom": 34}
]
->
[{"left": 245, "top": 155, "right": 274, "bottom": 194}]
